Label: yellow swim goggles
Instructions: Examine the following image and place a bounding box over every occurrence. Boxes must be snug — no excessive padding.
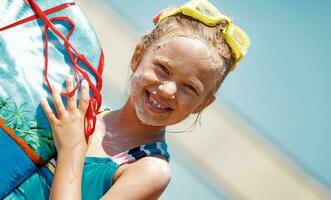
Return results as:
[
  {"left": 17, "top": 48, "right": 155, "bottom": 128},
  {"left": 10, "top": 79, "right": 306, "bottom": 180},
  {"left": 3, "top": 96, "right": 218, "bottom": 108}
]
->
[{"left": 153, "top": 0, "right": 250, "bottom": 71}]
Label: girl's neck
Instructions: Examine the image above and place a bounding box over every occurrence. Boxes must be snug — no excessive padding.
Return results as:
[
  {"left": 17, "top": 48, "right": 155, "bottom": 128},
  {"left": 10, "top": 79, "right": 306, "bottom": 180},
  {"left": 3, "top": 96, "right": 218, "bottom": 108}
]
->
[{"left": 103, "top": 98, "right": 166, "bottom": 144}]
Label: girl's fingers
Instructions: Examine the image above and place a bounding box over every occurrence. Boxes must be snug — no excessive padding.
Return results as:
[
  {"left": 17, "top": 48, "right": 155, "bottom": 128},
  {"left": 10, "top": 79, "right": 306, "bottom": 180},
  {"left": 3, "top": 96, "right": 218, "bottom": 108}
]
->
[
  {"left": 41, "top": 98, "right": 58, "bottom": 125},
  {"left": 66, "top": 76, "right": 77, "bottom": 111},
  {"left": 78, "top": 80, "right": 90, "bottom": 114},
  {"left": 51, "top": 84, "right": 66, "bottom": 116}
]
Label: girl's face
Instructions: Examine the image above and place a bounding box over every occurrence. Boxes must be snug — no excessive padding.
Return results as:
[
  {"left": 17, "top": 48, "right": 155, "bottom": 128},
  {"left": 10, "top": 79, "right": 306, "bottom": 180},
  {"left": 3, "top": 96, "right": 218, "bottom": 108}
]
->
[{"left": 130, "top": 36, "right": 220, "bottom": 126}]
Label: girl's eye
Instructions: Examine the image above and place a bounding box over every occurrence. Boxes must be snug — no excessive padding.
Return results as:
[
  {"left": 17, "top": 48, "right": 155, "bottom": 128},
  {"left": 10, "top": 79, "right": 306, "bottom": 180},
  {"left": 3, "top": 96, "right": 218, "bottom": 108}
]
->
[
  {"left": 156, "top": 64, "right": 170, "bottom": 75},
  {"left": 183, "top": 83, "right": 197, "bottom": 94}
]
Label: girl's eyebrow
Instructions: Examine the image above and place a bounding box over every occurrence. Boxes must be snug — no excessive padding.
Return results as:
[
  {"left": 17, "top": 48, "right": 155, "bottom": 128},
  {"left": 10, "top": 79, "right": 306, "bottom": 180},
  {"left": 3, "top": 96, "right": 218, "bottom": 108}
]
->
[
  {"left": 188, "top": 77, "right": 204, "bottom": 95},
  {"left": 155, "top": 56, "right": 175, "bottom": 70}
]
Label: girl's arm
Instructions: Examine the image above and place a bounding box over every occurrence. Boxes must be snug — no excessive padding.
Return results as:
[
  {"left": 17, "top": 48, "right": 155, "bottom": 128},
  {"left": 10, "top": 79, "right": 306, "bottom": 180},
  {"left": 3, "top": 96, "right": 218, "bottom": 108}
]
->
[
  {"left": 101, "top": 156, "right": 172, "bottom": 200},
  {"left": 50, "top": 148, "right": 85, "bottom": 200},
  {"left": 41, "top": 77, "right": 90, "bottom": 200}
]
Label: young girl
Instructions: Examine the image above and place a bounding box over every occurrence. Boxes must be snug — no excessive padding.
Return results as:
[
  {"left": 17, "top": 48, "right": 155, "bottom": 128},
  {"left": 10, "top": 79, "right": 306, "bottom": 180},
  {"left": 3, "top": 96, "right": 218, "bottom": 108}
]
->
[{"left": 37, "top": 0, "right": 249, "bottom": 199}]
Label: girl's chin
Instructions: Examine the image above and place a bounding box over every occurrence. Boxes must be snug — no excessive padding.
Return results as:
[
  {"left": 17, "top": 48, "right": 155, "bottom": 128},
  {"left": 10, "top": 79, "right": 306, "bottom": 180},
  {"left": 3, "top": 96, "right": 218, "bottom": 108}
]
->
[
  {"left": 135, "top": 106, "right": 174, "bottom": 127},
  {"left": 140, "top": 118, "right": 166, "bottom": 126},
  {"left": 135, "top": 107, "right": 168, "bottom": 126},
  {"left": 136, "top": 110, "right": 184, "bottom": 127}
]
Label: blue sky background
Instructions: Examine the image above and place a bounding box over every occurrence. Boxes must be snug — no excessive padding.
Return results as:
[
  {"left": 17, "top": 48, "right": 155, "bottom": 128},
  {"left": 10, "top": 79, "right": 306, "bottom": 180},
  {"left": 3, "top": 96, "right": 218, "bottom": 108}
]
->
[{"left": 98, "top": 0, "right": 331, "bottom": 191}]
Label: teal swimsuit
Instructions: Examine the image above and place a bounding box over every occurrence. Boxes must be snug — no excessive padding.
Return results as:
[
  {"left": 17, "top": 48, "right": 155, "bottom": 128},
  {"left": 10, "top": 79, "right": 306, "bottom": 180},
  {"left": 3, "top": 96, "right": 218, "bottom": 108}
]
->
[{"left": 4, "top": 141, "right": 170, "bottom": 200}]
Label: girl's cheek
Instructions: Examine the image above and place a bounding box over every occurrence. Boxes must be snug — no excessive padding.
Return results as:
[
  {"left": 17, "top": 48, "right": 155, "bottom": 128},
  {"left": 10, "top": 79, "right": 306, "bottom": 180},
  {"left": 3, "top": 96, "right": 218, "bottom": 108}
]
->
[
  {"left": 130, "top": 70, "right": 158, "bottom": 97},
  {"left": 130, "top": 72, "right": 144, "bottom": 97},
  {"left": 177, "top": 93, "right": 200, "bottom": 114},
  {"left": 142, "top": 69, "right": 159, "bottom": 83}
]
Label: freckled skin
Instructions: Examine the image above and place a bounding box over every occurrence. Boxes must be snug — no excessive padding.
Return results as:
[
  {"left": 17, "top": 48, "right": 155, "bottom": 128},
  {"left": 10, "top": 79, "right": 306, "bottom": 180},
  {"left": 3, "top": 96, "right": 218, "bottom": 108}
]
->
[{"left": 130, "top": 36, "right": 219, "bottom": 126}]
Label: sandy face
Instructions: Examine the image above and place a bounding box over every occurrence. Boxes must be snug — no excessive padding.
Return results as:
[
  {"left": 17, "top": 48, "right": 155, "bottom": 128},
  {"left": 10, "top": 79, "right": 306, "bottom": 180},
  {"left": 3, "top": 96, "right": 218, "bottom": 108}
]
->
[{"left": 129, "top": 36, "right": 219, "bottom": 126}]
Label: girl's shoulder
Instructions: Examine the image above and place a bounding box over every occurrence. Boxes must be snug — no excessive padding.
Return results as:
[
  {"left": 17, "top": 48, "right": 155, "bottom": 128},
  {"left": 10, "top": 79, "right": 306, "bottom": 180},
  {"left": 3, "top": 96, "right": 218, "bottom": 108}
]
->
[
  {"left": 111, "top": 150, "right": 171, "bottom": 196},
  {"left": 113, "top": 140, "right": 171, "bottom": 165},
  {"left": 127, "top": 155, "right": 171, "bottom": 183}
]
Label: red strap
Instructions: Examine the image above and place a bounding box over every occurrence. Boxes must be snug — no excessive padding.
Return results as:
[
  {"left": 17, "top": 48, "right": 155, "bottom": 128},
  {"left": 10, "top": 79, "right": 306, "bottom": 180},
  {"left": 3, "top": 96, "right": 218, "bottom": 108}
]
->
[
  {"left": 0, "top": 3, "right": 75, "bottom": 32},
  {"left": 27, "top": 0, "right": 104, "bottom": 137},
  {"left": 0, "top": 0, "right": 104, "bottom": 136},
  {"left": 1, "top": 0, "right": 104, "bottom": 137}
]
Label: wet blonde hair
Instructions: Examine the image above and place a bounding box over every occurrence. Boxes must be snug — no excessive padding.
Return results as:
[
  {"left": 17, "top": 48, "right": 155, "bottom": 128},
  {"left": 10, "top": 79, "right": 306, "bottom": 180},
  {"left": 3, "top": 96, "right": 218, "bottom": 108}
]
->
[{"left": 131, "top": 13, "right": 236, "bottom": 94}]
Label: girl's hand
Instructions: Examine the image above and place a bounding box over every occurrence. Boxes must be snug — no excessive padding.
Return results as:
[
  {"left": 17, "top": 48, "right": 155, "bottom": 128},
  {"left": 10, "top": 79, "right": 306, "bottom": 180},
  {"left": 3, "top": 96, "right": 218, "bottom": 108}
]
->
[{"left": 41, "top": 77, "right": 90, "bottom": 156}]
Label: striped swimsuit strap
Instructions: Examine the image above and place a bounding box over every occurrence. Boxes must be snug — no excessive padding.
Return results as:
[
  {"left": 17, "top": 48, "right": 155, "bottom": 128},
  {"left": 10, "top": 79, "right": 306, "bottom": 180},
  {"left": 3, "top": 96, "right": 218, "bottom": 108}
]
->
[
  {"left": 45, "top": 140, "right": 170, "bottom": 171},
  {"left": 112, "top": 140, "right": 170, "bottom": 165}
]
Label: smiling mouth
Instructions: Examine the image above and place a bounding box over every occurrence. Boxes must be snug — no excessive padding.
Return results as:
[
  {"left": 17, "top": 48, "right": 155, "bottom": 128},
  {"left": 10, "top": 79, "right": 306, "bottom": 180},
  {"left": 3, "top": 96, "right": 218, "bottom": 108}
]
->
[{"left": 145, "top": 91, "right": 173, "bottom": 113}]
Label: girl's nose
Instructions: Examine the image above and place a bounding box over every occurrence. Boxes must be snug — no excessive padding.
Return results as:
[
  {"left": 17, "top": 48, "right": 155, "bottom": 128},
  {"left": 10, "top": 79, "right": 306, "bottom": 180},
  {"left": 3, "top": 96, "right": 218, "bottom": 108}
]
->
[{"left": 158, "top": 81, "right": 177, "bottom": 99}]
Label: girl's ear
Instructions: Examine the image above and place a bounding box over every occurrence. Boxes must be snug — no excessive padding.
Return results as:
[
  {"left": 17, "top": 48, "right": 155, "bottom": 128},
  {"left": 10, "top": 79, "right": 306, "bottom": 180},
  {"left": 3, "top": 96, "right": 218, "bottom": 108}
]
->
[
  {"left": 192, "top": 95, "right": 216, "bottom": 114},
  {"left": 130, "top": 43, "right": 144, "bottom": 72}
]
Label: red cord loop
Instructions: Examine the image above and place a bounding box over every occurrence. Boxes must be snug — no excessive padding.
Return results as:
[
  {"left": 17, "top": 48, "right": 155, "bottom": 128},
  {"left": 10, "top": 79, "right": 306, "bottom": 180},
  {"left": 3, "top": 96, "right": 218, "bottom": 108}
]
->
[
  {"left": 24, "top": 0, "right": 104, "bottom": 136},
  {"left": 0, "top": 0, "right": 104, "bottom": 136}
]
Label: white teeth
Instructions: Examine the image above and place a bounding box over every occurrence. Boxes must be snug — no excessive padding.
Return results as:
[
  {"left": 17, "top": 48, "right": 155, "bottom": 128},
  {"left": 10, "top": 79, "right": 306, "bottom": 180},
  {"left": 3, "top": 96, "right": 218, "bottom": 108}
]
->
[{"left": 150, "top": 97, "right": 167, "bottom": 109}]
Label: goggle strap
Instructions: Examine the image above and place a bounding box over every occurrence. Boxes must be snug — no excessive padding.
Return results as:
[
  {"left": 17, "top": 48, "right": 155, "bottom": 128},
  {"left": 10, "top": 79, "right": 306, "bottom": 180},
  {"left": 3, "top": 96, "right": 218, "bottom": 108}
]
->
[{"left": 152, "top": 0, "right": 251, "bottom": 71}]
